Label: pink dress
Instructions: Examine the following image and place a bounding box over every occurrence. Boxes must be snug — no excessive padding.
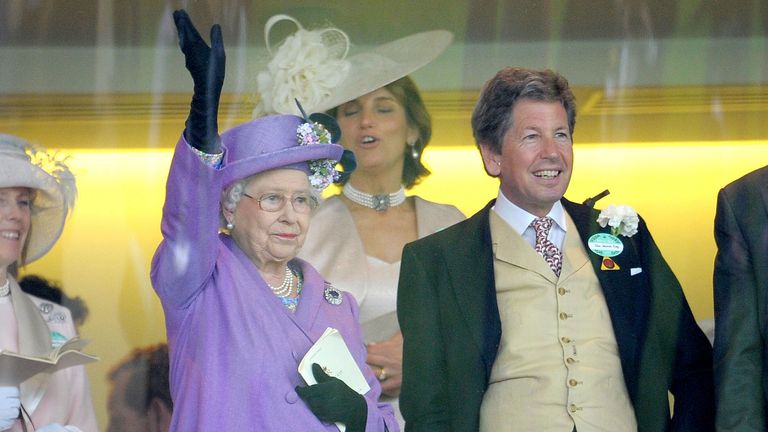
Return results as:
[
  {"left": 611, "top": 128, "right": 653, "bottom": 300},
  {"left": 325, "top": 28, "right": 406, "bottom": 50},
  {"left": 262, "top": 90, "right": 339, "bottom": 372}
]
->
[{"left": 1, "top": 279, "right": 97, "bottom": 432}]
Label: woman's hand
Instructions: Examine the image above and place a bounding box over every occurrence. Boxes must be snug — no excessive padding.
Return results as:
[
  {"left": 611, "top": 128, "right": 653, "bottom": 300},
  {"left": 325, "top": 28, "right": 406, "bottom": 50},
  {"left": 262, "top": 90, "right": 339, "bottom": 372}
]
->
[
  {"left": 172, "top": 9, "right": 225, "bottom": 154},
  {"left": 295, "top": 363, "right": 367, "bottom": 432},
  {"left": 366, "top": 331, "right": 403, "bottom": 397}
]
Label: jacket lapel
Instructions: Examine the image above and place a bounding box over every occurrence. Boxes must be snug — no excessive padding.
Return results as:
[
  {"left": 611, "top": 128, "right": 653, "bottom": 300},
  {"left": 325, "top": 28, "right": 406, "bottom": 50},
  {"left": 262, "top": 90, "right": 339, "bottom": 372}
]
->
[
  {"left": 10, "top": 279, "right": 51, "bottom": 413},
  {"left": 558, "top": 213, "right": 590, "bottom": 282},
  {"left": 293, "top": 259, "right": 325, "bottom": 336},
  {"left": 562, "top": 199, "right": 648, "bottom": 392},
  {"left": 490, "top": 211, "right": 559, "bottom": 283},
  {"left": 223, "top": 235, "right": 318, "bottom": 342},
  {"left": 444, "top": 201, "right": 501, "bottom": 375},
  {"left": 760, "top": 170, "right": 768, "bottom": 223}
]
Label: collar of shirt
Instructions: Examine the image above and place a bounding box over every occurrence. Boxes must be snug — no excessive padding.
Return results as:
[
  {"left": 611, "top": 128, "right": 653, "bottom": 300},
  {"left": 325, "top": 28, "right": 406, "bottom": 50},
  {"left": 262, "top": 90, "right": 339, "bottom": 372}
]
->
[{"left": 492, "top": 190, "right": 567, "bottom": 250}]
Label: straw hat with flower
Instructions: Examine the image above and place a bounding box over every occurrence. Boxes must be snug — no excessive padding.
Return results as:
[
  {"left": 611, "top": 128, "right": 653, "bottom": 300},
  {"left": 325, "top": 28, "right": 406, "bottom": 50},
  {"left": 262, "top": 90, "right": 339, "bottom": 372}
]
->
[
  {"left": 0, "top": 134, "right": 76, "bottom": 265},
  {"left": 253, "top": 15, "right": 453, "bottom": 117}
]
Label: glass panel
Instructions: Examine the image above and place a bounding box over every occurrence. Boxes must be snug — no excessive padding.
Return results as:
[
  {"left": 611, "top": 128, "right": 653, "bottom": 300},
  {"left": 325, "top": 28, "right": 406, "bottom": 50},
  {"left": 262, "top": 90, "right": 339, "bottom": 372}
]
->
[{"left": 1, "top": 1, "right": 764, "bottom": 428}]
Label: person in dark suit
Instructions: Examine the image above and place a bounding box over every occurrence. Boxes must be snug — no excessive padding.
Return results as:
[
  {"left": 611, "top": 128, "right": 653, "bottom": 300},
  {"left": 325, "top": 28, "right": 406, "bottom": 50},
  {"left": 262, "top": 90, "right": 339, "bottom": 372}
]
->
[
  {"left": 713, "top": 165, "right": 768, "bottom": 431},
  {"left": 397, "top": 67, "right": 714, "bottom": 432}
]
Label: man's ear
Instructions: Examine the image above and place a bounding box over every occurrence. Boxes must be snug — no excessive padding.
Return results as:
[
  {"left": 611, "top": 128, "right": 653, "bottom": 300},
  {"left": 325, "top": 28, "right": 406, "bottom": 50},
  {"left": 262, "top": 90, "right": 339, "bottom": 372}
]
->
[
  {"left": 147, "top": 397, "right": 173, "bottom": 432},
  {"left": 478, "top": 143, "right": 502, "bottom": 177}
]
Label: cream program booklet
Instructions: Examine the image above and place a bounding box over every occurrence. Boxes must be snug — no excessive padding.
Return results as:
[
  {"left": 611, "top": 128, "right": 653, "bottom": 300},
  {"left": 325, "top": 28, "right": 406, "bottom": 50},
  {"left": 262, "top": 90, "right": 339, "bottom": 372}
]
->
[
  {"left": 299, "top": 327, "right": 370, "bottom": 432},
  {"left": 0, "top": 337, "right": 99, "bottom": 386}
]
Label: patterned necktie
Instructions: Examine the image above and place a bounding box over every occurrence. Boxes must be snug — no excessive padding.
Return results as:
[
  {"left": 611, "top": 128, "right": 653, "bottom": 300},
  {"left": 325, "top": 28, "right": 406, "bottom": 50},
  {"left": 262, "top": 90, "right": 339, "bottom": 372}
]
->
[{"left": 531, "top": 216, "right": 562, "bottom": 277}]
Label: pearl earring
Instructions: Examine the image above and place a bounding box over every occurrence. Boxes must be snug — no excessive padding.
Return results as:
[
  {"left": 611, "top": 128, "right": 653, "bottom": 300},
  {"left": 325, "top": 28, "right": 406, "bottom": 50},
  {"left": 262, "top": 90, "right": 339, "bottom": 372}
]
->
[
  {"left": 226, "top": 222, "right": 234, "bottom": 230},
  {"left": 410, "top": 145, "right": 419, "bottom": 160}
]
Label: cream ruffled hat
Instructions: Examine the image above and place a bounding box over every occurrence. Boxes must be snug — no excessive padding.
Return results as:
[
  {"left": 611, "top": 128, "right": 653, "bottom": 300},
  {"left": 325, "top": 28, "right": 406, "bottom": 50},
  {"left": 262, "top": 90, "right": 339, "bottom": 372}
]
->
[
  {"left": 0, "top": 134, "right": 76, "bottom": 264},
  {"left": 253, "top": 15, "right": 453, "bottom": 117}
]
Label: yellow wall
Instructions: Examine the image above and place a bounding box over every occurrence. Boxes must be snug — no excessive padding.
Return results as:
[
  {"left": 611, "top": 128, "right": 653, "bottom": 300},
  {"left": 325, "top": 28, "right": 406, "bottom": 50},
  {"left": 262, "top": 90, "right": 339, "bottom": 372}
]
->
[{"left": 21, "top": 151, "right": 171, "bottom": 426}]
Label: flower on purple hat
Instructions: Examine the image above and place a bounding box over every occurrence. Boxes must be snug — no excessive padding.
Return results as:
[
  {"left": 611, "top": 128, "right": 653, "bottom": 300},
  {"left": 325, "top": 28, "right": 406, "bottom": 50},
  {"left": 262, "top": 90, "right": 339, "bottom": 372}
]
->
[{"left": 296, "top": 118, "right": 340, "bottom": 191}]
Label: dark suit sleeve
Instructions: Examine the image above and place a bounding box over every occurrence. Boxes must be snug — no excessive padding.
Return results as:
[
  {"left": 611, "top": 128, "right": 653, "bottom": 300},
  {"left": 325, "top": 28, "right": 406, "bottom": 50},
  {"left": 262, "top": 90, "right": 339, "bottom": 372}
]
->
[
  {"left": 632, "top": 215, "right": 715, "bottom": 432},
  {"left": 713, "top": 187, "right": 766, "bottom": 431},
  {"left": 397, "top": 243, "right": 449, "bottom": 432}
]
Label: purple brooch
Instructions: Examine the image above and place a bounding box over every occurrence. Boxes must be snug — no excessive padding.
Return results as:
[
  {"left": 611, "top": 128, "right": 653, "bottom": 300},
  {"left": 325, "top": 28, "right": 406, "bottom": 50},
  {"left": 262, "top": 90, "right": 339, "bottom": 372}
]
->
[{"left": 323, "top": 284, "right": 343, "bottom": 305}]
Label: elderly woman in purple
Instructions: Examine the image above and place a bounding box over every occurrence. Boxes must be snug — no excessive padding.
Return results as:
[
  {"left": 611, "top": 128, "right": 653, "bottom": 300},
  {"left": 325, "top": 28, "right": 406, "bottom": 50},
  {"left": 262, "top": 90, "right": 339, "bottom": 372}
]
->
[{"left": 150, "top": 11, "right": 397, "bottom": 431}]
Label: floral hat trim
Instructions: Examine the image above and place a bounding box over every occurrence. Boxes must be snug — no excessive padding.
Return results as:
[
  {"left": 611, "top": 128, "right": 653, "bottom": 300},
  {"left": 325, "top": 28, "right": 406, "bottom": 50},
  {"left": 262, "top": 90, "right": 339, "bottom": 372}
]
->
[
  {"left": 252, "top": 14, "right": 453, "bottom": 116},
  {"left": 253, "top": 15, "right": 351, "bottom": 117},
  {"left": 294, "top": 99, "right": 354, "bottom": 191}
]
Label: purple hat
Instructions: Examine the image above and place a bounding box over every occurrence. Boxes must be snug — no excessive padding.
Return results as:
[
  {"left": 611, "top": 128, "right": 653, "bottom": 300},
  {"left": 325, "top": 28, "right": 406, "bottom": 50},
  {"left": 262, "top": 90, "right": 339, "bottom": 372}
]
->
[{"left": 220, "top": 114, "right": 344, "bottom": 191}]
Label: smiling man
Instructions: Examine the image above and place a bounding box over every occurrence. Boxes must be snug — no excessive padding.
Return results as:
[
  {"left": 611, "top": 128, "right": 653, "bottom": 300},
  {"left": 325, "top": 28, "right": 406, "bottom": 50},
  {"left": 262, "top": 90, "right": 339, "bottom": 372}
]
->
[{"left": 397, "top": 67, "right": 714, "bottom": 432}]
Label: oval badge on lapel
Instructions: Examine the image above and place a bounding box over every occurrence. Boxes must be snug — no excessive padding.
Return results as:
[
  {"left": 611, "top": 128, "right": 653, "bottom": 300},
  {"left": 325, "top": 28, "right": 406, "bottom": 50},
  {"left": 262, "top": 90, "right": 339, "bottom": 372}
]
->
[
  {"left": 324, "top": 284, "right": 343, "bottom": 305},
  {"left": 587, "top": 233, "right": 624, "bottom": 257}
]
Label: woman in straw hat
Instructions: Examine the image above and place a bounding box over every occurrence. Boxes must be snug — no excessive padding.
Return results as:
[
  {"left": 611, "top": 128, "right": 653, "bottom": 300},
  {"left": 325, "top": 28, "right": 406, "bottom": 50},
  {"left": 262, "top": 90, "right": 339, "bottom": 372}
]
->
[
  {"left": 150, "top": 11, "right": 397, "bottom": 431},
  {"left": 0, "top": 135, "right": 97, "bottom": 432},
  {"left": 253, "top": 15, "right": 465, "bottom": 424}
]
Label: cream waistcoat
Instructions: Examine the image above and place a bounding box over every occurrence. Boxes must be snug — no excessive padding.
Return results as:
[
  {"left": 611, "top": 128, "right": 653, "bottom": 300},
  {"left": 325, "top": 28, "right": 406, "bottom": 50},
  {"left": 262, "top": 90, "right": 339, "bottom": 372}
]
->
[{"left": 480, "top": 211, "right": 636, "bottom": 432}]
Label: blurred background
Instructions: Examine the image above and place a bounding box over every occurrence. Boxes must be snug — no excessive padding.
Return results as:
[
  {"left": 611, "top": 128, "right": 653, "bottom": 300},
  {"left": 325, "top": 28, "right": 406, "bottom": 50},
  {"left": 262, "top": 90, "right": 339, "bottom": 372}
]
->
[{"left": 1, "top": 0, "right": 766, "bottom": 427}]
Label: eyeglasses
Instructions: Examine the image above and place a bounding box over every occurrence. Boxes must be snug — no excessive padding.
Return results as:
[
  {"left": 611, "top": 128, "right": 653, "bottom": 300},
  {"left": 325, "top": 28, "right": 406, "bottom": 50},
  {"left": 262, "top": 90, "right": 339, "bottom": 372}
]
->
[{"left": 242, "top": 192, "right": 319, "bottom": 214}]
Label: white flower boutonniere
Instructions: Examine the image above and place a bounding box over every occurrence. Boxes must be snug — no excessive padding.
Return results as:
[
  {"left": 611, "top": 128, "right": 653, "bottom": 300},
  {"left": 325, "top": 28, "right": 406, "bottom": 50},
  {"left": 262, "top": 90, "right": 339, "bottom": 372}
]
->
[{"left": 597, "top": 205, "right": 639, "bottom": 237}]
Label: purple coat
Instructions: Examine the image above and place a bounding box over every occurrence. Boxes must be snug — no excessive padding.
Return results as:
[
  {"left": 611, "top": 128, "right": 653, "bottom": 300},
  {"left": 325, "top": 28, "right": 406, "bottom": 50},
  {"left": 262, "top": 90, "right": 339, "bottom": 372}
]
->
[{"left": 151, "top": 137, "right": 397, "bottom": 431}]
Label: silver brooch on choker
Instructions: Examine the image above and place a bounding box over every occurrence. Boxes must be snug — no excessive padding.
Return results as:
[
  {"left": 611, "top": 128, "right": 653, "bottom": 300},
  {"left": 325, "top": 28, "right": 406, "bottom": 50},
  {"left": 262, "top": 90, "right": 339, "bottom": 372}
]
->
[
  {"left": 323, "top": 284, "right": 343, "bottom": 305},
  {"left": 342, "top": 182, "right": 406, "bottom": 212}
]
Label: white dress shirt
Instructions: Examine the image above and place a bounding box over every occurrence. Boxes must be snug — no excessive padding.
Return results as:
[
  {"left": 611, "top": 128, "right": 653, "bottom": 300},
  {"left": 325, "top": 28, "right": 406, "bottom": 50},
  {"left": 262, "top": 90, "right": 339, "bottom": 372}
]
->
[{"left": 492, "top": 190, "right": 567, "bottom": 251}]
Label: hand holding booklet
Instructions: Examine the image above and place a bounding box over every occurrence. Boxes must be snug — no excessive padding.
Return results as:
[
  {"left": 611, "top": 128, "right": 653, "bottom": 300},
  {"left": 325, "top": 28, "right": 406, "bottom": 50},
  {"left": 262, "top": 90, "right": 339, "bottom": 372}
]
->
[
  {"left": 299, "top": 328, "right": 370, "bottom": 431},
  {"left": 0, "top": 337, "right": 99, "bottom": 386}
]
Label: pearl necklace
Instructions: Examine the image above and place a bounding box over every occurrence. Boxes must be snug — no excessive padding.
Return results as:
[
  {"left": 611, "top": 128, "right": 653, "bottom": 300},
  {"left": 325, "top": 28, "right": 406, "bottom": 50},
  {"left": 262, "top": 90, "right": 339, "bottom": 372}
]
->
[
  {"left": 267, "top": 266, "right": 294, "bottom": 297},
  {"left": 0, "top": 279, "right": 9, "bottom": 297},
  {"left": 342, "top": 183, "right": 406, "bottom": 212}
]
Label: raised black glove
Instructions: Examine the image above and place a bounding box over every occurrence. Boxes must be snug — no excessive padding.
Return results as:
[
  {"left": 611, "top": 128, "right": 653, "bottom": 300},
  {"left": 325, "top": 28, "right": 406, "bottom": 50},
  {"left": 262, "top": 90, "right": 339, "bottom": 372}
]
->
[
  {"left": 295, "top": 363, "right": 367, "bottom": 431},
  {"left": 172, "top": 9, "right": 225, "bottom": 154}
]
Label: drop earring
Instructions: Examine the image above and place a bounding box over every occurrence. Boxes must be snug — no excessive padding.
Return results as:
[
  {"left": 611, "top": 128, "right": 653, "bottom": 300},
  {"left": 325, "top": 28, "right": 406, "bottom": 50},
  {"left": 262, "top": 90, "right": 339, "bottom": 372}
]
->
[
  {"left": 226, "top": 221, "right": 234, "bottom": 230},
  {"left": 410, "top": 144, "right": 419, "bottom": 160}
]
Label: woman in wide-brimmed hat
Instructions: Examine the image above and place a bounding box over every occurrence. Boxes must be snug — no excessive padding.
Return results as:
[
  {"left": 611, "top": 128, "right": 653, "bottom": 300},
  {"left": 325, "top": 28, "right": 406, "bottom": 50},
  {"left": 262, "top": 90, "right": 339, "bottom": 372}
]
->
[
  {"left": 150, "top": 11, "right": 397, "bottom": 431},
  {"left": 253, "top": 15, "right": 465, "bottom": 425},
  {"left": 0, "top": 135, "right": 97, "bottom": 432}
]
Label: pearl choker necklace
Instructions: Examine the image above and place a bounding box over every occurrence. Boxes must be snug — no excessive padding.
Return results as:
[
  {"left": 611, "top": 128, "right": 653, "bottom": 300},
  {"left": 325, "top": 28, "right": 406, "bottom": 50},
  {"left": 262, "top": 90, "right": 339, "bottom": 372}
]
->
[
  {"left": 267, "top": 266, "right": 294, "bottom": 297},
  {"left": 342, "top": 183, "right": 406, "bottom": 212},
  {"left": 0, "top": 279, "right": 9, "bottom": 297}
]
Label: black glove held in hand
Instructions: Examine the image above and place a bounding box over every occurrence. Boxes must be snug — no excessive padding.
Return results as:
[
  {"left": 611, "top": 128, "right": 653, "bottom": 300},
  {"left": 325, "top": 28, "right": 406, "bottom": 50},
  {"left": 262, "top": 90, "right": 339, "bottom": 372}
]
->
[
  {"left": 173, "top": 9, "right": 225, "bottom": 154},
  {"left": 296, "top": 363, "right": 368, "bottom": 432}
]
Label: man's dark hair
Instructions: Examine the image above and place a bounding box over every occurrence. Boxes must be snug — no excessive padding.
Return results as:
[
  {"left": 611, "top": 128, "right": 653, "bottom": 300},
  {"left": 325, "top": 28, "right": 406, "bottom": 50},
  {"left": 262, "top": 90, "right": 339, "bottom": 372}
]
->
[
  {"left": 108, "top": 344, "right": 173, "bottom": 413},
  {"left": 472, "top": 67, "right": 576, "bottom": 154}
]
